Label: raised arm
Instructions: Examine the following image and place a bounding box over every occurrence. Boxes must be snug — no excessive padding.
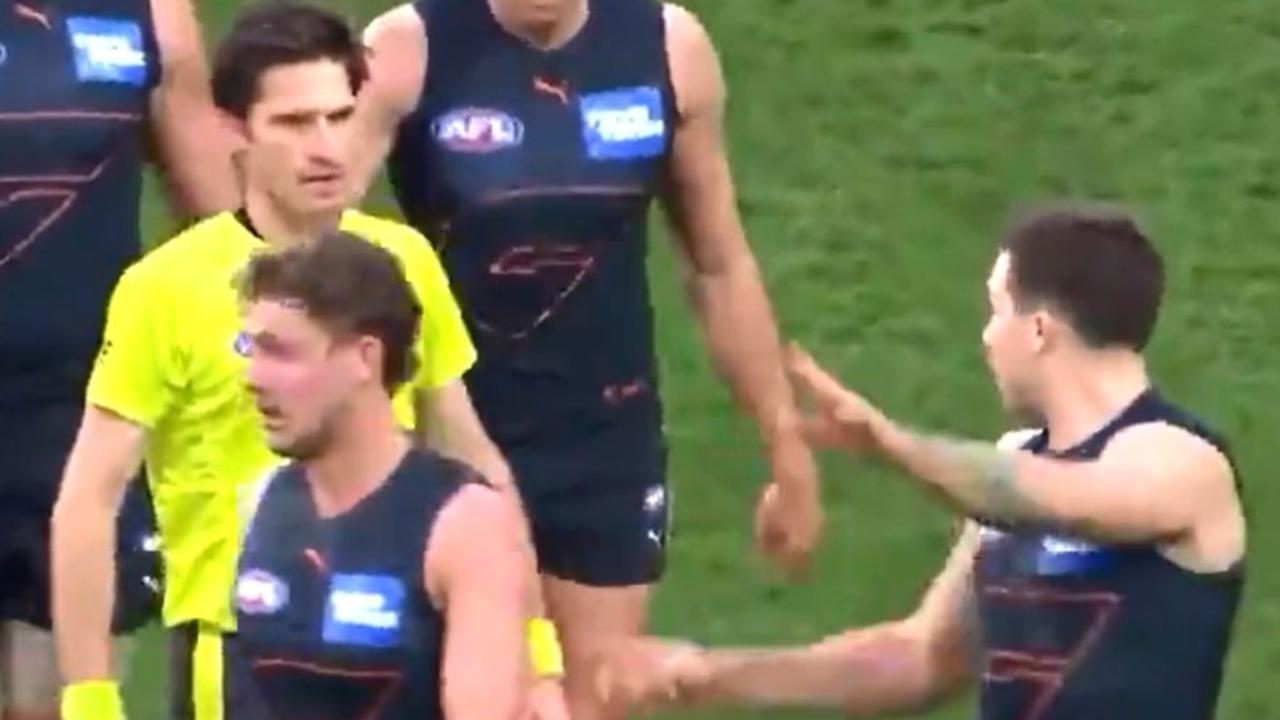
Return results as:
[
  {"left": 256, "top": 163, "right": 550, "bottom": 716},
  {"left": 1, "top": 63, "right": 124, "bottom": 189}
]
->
[
  {"left": 354, "top": 4, "right": 428, "bottom": 199},
  {"left": 146, "top": 0, "right": 237, "bottom": 217},
  {"left": 876, "top": 421, "right": 1238, "bottom": 547},
  {"left": 788, "top": 345, "right": 1242, "bottom": 550}
]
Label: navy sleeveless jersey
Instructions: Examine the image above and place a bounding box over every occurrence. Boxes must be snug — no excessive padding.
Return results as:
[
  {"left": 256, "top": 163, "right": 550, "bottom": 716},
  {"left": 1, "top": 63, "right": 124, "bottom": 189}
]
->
[
  {"left": 236, "top": 449, "right": 476, "bottom": 720},
  {"left": 0, "top": 0, "right": 159, "bottom": 408},
  {"left": 388, "top": 0, "right": 675, "bottom": 445},
  {"left": 975, "top": 390, "right": 1243, "bottom": 720}
]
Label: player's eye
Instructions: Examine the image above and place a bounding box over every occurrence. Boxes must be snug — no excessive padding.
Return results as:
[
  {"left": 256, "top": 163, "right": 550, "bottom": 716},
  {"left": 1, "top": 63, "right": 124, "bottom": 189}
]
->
[{"left": 272, "top": 113, "right": 311, "bottom": 128}]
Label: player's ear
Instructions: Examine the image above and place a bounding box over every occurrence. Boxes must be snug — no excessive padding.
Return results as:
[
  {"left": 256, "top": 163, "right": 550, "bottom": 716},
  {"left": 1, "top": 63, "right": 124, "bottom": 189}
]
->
[
  {"left": 352, "top": 335, "right": 382, "bottom": 386},
  {"left": 1030, "top": 310, "right": 1051, "bottom": 354},
  {"left": 218, "top": 109, "right": 250, "bottom": 151}
]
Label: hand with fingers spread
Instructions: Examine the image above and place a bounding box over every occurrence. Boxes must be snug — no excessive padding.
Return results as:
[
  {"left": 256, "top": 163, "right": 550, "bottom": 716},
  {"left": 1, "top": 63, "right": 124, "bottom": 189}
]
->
[{"left": 785, "top": 343, "right": 890, "bottom": 454}]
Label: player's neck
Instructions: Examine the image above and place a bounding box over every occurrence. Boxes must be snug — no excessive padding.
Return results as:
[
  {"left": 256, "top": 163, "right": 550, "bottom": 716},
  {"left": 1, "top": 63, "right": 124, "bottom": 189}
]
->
[
  {"left": 243, "top": 191, "right": 341, "bottom": 247},
  {"left": 489, "top": 0, "right": 589, "bottom": 50},
  {"left": 1038, "top": 350, "right": 1150, "bottom": 451},
  {"left": 305, "top": 397, "right": 409, "bottom": 518}
]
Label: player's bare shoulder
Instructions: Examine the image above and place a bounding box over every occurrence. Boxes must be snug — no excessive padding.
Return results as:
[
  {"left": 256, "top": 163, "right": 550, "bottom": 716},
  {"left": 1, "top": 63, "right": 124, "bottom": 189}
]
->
[
  {"left": 661, "top": 3, "right": 723, "bottom": 119},
  {"left": 1107, "top": 420, "right": 1244, "bottom": 570},
  {"left": 363, "top": 3, "right": 429, "bottom": 122},
  {"left": 1105, "top": 421, "right": 1236, "bottom": 491}
]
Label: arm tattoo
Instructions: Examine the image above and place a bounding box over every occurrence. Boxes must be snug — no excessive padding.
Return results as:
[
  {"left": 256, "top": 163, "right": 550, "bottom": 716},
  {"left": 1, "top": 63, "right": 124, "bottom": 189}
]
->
[{"left": 904, "top": 431, "right": 1045, "bottom": 523}]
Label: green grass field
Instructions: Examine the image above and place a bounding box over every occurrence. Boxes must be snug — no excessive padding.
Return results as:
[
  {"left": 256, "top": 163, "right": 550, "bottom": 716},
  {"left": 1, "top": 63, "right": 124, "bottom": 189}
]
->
[{"left": 127, "top": 1, "right": 1280, "bottom": 717}]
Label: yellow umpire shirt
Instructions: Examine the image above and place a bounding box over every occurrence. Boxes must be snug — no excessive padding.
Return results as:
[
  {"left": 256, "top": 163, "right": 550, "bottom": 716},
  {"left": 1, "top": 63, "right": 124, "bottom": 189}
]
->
[{"left": 86, "top": 210, "right": 475, "bottom": 634}]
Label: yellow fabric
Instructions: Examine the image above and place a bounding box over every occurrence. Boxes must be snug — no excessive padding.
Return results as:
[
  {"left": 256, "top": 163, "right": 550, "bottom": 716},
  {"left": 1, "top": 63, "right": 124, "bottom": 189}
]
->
[
  {"left": 527, "top": 618, "right": 565, "bottom": 678},
  {"left": 86, "top": 210, "right": 474, "bottom": 629},
  {"left": 59, "top": 680, "right": 125, "bottom": 720},
  {"left": 192, "top": 625, "right": 224, "bottom": 720}
]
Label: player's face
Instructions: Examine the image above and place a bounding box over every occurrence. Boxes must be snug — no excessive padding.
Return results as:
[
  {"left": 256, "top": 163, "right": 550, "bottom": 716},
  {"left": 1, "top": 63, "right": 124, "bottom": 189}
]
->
[
  {"left": 982, "top": 252, "right": 1044, "bottom": 422},
  {"left": 242, "top": 299, "right": 363, "bottom": 459},
  {"left": 240, "top": 59, "right": 357, "bottom": 217}
]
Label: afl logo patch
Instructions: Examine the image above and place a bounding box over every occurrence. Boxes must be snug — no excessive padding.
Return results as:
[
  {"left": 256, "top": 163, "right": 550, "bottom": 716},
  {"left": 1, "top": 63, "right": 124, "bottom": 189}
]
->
[
  {"left": 431, "top": 108, "right": 524, "bottom": 153},
  {"left": 236, "top": 569, "right": 289, "bottom": 615}
]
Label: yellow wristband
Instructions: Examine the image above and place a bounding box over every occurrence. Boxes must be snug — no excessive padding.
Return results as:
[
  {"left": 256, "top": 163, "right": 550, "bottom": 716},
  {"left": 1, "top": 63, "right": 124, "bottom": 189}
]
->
[
  {"left": 527, "top": 617, "right": 564, "bottom": 678},
  {"left": 61, "top": 680, "right": 125, "bottom": 720}
]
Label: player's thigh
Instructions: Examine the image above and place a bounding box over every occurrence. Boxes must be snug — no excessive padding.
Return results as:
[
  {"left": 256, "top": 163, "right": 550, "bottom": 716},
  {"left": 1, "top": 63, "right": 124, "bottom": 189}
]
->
[
  {"left": 541, "top": 579, "right": 650, "bottom": 720},
  {"left": 542, "top": 577, "right": 651, "bottom": 648},
  {"left": 0, "top": 621, "right": 134, "bottom": 716},
  {"left": 530, "top": 480, "right": 667, "bottom": 696}
]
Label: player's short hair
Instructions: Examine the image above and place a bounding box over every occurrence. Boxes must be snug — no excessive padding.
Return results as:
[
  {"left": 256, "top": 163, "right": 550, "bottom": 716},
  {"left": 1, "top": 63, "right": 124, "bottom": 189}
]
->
[
  {"left": 213, "top": 1, "right": 368, "bottom": 119},
  {"left": 238, "top": 232, "right": 421, "bottom": 392},
  {"left": 999, "top": 203, "right": 1164, "bottom": 351}
]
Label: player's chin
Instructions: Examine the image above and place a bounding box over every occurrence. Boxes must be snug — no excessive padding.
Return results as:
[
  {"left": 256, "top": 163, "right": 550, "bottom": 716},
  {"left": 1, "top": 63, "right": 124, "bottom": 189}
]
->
[{"left": 266, "top": 432, "right": 307, "bottom": 460}]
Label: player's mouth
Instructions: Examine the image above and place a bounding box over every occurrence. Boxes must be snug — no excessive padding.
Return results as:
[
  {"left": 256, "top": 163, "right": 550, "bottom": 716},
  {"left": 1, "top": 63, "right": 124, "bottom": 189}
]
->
[
  {"left": 258, "top": 404, "right": 285, "bottom": 428},
  {"left": 300, "top": 172, "right": 345, "bottom": 195}
]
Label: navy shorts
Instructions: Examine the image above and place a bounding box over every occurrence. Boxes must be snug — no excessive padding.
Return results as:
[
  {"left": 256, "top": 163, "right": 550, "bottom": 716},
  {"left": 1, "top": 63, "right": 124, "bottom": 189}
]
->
[
  {"left": 507, "top": 418, "right": 670, "bottom": 587},
  {"left": 0, "top": 403, "right": 161, "bottom": 633}
]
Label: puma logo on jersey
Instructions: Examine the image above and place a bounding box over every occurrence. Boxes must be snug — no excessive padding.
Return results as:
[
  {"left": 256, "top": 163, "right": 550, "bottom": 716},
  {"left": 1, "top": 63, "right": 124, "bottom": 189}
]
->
[
  {"left": 66, "top": 17, "right": 147, "bottom": 86},
  {"left": 533, "top": 76, "right": 570, "bottom": 104},
  {"left": 580, "top": 86, "right": 666, "bottom": 160},
  {"left": 14, "top": 3, "right": 52, "bottom": 30}
]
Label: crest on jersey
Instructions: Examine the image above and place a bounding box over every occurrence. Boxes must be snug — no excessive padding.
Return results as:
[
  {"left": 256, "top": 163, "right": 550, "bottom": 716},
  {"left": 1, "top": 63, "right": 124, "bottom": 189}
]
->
[
  {"left": 322, "top": 574, "right": 406, "bottom": 648},
  {"left": 66, "top": 17, "right": 147, "bottom": 86},
  {"left": 431, "top": 107, "right": 524, "bottom": 153},
  {"left": 579, "top": 85, "right": 666, "bottom": 160},
  {"left": 236, "top": 569, "right": 289, "bottom": 616}
]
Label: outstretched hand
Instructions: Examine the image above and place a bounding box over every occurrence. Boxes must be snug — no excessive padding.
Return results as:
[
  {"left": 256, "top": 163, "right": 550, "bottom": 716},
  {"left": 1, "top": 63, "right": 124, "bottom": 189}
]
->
[{"left": 785, "top": 343, "right": 887, "bottom": 454}]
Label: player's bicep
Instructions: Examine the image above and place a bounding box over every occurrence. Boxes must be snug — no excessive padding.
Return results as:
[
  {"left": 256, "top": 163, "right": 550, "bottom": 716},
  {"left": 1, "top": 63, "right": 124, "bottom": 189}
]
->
[
  {"left": 426, "top": 485, "right": 528, "bottom": 720},
  {"left": 905, "top": 522, "right": 981, "bottom": 690},
  {"left": 1025, "top": 424, "right": 1232, "bottom": 543},
  {"left": 58, "top": 406, "right": 148, "bottom": 512},
  {"left": 147, "top": 0, "right": 235, "bottom": 217},
  {"left": 659, "top": 4, "right": 745, "bottom": 278}
]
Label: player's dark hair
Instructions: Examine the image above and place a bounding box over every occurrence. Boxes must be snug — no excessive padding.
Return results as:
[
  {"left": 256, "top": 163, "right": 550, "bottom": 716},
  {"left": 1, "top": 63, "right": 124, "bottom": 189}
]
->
[
  {"left": 212, "top": 1, "right": 368, "bottom": 119},
  {"left": 239, "top": 232, "right": 421, "bottom": 393},
  {"left": 1000, "top": 203, "right": 1164, "bottom": 351}
]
